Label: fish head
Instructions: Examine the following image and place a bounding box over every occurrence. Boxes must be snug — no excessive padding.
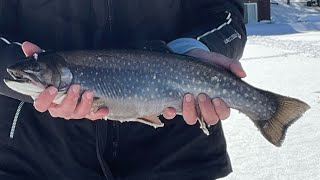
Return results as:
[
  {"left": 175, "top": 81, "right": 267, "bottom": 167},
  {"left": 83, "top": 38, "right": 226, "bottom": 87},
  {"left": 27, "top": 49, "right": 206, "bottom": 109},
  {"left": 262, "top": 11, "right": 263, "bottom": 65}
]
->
[{"left": 4, "top": 53, "right": 71, "bottom": 98}]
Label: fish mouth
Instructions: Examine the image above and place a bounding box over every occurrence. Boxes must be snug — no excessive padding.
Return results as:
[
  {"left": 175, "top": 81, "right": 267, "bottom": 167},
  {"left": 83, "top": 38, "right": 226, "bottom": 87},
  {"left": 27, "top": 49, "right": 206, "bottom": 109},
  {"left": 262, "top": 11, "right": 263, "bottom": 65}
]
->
[{"left": 6, "top": 68, "right": 45, "bottom": 89}]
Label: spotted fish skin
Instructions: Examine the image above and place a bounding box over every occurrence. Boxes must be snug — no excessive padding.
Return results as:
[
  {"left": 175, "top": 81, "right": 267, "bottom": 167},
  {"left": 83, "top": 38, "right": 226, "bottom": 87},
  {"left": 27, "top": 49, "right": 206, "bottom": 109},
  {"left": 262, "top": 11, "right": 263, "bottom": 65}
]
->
[
  {"left": 58, "top": 50, "right": 277, "bottom": 121},
  {"left": 5, "top": 50, "right": 310, "bottom": 146}
]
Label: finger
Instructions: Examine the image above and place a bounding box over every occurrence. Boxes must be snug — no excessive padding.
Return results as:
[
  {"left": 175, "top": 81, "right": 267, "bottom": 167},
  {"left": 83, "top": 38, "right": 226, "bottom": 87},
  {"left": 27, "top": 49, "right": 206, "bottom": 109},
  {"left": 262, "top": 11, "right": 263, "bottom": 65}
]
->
[
  {"left": 186, "top": 49, "right": 247, "bottom": 78},
  {"left": 22, "top": 41, "right": 42, "bottom": 56},
  {"left": 212, "top": 98, "right": 231, "bottom": 120},
  {"left": 198, "top": 94, "right": 219, "bottom": 125},
  {"left": 50, "top": 85, "right": 80, "bottom": 118},
  {"left": 85, "top": 108, "right": 109, "bottom": 121},
  {"left": 71, "top": 91, "right": 94, "bottom": 119},
  {"left": 163, "top": 107, "right": 177, "bottom": 120},
  {"left": 229, "top": 62, "right": 247, "bottom": 78},
  {"left": 182, "top": 94, "right": 197, "bottom": 125},
  {"left": 33, "top": 86, "right": 58, "bottom": 112}
]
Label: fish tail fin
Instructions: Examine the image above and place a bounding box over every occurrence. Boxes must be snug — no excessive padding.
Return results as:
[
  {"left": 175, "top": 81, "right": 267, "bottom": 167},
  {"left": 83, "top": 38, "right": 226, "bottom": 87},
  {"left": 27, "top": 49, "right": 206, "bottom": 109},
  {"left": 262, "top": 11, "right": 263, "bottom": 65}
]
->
[{"left": 253, "top": 93, "right": 310, "bottom": 147}]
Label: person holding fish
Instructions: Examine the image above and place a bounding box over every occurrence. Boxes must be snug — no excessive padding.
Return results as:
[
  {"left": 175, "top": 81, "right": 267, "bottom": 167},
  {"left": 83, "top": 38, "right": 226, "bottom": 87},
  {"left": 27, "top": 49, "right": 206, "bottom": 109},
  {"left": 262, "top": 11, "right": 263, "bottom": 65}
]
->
[{"left": 0, "top": 0, "right": 248, "bottom": 179}]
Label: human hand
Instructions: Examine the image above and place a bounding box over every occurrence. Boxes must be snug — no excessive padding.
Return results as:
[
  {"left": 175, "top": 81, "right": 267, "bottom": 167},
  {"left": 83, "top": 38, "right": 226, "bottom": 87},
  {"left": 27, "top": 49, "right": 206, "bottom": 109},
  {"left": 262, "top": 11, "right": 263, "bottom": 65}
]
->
[
  {"left": 21, "top": 41, "right": 108, "bottom": 120},
  {"left": 163, "top": 48, "right": 246, "bottom": 126}
]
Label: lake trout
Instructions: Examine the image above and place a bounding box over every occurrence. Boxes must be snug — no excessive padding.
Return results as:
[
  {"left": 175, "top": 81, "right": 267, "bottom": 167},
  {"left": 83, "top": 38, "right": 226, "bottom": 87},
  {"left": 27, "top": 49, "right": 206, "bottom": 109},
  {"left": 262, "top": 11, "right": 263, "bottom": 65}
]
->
[{"left": 4, "top": 50, "right": 310, "bottom": 147}]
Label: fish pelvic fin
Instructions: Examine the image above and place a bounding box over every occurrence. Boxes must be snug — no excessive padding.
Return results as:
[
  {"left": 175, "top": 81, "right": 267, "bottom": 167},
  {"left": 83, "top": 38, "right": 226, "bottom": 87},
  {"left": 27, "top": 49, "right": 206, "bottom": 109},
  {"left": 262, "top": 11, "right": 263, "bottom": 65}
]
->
[
  {"left": 137, "top": 116, "right": 164, "bottom": 128},
  {"left": 254, "top": 94, "right": 310, "bottom": 147}
]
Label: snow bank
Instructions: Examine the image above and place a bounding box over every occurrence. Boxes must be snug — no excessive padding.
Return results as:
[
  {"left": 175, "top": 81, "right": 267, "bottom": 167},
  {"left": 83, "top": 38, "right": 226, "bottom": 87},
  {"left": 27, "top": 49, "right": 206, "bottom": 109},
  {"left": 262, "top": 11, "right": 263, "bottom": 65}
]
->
[
  {"left": 298, "top": 14, "right": 320, "bottom": 22},
  {"left": 246, "top": 22, "right": 320, "bottom": 35}
]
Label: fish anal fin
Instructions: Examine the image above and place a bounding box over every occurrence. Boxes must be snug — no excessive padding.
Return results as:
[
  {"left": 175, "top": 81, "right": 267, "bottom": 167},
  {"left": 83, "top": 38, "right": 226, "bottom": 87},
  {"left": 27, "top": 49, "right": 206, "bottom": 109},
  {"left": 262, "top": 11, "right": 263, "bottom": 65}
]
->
[
  {"left": 197, "top": 116, "right": 210, "bottom": 135},
  {"left": 254, "top": 94, "right": 310, "bottom": 147}
]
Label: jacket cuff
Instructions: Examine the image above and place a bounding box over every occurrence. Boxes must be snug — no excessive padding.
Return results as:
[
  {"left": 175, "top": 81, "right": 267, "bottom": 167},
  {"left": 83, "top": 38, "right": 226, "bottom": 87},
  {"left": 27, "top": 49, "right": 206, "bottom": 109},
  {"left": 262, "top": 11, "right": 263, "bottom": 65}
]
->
[{"left": 167, "top": 38, "right": 210, "bottom": 54}]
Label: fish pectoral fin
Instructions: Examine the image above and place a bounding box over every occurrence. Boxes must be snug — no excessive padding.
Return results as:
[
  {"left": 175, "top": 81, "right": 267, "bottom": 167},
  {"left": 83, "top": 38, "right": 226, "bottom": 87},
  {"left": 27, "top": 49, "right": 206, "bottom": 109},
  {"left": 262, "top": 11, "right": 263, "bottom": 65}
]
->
[{"left": 137, "top": 116, "right": 164, "bottom": 128}]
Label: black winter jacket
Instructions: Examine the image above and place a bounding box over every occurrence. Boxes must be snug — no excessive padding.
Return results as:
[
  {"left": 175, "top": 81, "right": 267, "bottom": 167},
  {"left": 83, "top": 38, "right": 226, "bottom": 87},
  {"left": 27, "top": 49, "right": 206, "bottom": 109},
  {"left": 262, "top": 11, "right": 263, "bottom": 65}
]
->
[{"left": 0, "top": 0, "right": 246, "bottom": 179}]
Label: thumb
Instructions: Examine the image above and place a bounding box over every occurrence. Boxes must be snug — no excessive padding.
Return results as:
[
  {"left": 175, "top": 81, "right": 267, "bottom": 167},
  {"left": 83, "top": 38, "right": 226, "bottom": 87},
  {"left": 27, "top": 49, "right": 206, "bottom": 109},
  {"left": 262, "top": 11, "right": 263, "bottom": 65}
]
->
[{"left": 22, "top": 41, "right": 42, "bottom": 57}]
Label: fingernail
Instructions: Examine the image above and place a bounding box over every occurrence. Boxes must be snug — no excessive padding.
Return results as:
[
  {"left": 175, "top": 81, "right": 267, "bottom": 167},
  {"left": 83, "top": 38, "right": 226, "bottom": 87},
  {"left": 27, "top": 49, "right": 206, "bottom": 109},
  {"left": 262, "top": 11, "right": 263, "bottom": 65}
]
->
[
  {"left": 48, "top": 87, "right": 58, "bottom": 95},
  {"left": 185, "top": 94, "right": 192, "bottom": 103},
  {"left": 213, "top": 99, "right": 221, "bottom": 106},
  {"left": 86, "top": 92, "right": 93, "bottom": 99},
  {"left": 72, "top": 85, "right": 80, "bottom": 94},
  {"left": 198, "top": 94, "right": 207, "bottom": 102}
]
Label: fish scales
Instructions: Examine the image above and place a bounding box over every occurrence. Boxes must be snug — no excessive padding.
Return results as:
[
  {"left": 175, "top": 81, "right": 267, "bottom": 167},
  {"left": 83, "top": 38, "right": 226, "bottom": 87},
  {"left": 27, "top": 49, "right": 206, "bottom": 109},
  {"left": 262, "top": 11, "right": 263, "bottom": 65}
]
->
[
  {"left": 59, "top": 50, "right": 277, "bottom": 121},
  {"left": 4, "top": 50, "right": 310, "bottom": 146}
]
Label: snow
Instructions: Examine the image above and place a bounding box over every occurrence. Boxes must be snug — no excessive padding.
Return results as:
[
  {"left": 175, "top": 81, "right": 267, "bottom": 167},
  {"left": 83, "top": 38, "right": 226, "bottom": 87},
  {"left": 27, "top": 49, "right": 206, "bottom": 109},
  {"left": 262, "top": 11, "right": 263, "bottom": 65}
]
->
[
  {"left": 221, "top": 1, "right": 320, "bottom": 179},
  {"left": 298, "top": 14, "right": 320, "bottom": 22},
  {"left": 270, "top": 1, "right": 320, "bottom": 24},
  {"left": 246, "top": 1, "right": 320, "bottom": 35}
]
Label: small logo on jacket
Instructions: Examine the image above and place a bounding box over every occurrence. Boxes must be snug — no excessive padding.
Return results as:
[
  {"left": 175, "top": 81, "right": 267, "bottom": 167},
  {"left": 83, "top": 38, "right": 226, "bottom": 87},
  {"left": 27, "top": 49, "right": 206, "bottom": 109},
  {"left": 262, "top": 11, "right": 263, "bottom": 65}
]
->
[{"left": 224, "top": 30, "right": 242, "bottom": 44}]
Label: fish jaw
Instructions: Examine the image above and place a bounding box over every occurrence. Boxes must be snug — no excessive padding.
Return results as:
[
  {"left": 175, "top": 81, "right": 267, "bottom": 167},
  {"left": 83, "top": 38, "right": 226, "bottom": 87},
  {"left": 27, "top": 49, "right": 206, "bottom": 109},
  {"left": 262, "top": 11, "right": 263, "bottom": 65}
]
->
[{"left": 4, "top": 79, "right": 45, "bottom": 100}]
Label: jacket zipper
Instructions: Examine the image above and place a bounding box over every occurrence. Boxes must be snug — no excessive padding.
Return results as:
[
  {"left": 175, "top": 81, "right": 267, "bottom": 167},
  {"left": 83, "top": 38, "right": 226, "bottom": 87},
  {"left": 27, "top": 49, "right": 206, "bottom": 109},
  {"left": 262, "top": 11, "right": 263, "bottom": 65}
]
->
[{"left": 107, "top": 0, "right": 113, "bottom": 33}]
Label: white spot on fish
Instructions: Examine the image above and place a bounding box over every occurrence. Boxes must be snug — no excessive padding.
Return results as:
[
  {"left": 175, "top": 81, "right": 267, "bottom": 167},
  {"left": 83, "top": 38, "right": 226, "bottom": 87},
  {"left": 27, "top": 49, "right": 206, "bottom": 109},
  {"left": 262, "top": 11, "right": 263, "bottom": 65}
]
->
[
  {"left": 223, "top": 89, "right": 227, "bottom": 94},
  {"left": 153, "top": 75, "right": 157, "bottom": 79},
  {"left": 169, "top": 92, "right": 173, "bottom": 96},
  {"left": 231, "top": 90, "right": 235, "bottom": 94},
  {"left": 211, "top": 76, "right": 219, "bottom": 81}
]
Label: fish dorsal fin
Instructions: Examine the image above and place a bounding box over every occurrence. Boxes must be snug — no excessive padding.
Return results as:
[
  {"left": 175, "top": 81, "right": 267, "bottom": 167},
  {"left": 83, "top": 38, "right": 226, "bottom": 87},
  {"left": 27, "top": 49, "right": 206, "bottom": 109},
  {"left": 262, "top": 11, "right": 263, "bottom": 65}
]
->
[{"left": 130, "top": 40, "right": 173, "bottom": 53}]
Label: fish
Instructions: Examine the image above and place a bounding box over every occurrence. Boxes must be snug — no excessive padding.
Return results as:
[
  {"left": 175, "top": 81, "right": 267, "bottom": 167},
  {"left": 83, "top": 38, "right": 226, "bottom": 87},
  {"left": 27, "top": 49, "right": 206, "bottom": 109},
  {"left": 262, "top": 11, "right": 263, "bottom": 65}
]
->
[{"left": 3, "top": 49, "right": 310, "bottom": 147}]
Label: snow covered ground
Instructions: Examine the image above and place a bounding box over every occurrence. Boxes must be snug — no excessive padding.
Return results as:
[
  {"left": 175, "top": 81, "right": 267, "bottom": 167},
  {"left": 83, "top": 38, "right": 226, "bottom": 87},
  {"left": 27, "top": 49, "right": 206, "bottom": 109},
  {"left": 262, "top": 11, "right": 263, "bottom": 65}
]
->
[{"left": 221, "top": 1, "right": 320, "bottom": 179}]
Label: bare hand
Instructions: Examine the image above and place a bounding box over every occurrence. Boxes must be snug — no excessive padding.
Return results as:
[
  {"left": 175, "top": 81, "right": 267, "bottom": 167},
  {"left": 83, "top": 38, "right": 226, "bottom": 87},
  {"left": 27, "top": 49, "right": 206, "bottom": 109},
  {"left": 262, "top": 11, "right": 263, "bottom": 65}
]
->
[
  {"left": 22, "top": 41, "right": 108, "bottom": 120},
  {"left": 163, "top": 48, "right": 247, "bottom": 126}
]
